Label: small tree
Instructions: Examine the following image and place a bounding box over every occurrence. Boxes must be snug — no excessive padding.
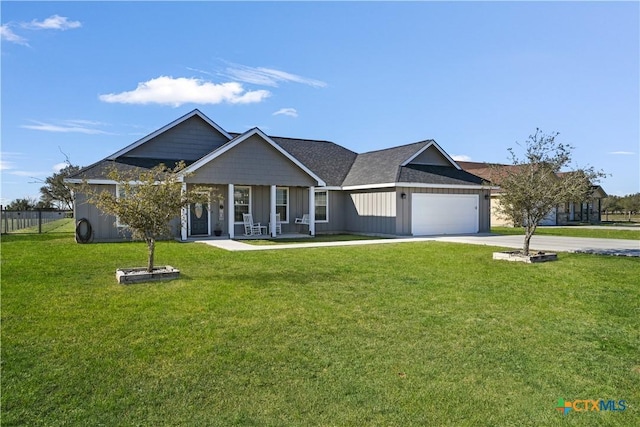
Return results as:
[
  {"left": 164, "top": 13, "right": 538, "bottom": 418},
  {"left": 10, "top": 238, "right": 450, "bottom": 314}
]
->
[
  {"left": 82, "top": 161, "right": 209, "bottom": 272},
  {"left": 492, "top": 129, "right": 605, "bottom": 255}
]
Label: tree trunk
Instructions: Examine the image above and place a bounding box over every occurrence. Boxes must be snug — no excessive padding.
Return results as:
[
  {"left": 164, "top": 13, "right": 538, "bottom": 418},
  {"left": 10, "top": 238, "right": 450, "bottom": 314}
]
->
[
  {"left": 146, "top": 237, "right": 155, "bottom": 272},
  {"left": 523, "top": 224, "right": 536, "bottom": 256}
]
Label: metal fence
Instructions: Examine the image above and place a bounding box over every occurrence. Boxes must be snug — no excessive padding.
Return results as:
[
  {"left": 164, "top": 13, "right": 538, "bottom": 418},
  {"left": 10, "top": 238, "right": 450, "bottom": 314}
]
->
[{"left": 1, "top": 209, "right": 73, "bottom": 234}]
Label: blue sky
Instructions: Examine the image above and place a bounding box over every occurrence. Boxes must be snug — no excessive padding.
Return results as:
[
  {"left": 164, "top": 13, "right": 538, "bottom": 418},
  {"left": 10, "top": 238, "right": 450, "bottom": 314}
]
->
[{"left": 2, "top": 1, "right": 638, "bottom": 205}]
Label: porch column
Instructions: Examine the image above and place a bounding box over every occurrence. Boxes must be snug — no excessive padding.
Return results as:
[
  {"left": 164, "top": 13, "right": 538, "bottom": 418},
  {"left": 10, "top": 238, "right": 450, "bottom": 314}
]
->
[
  {"left": 270, "top": 185, "right": 277, "bottom": 237},
  {"left": 227, "top": 184, "right": 235, "bottom": 239},
  {"left": 180, "top": 182, "right": 188, "bottom": 241},
  {"left": 308, "top": 186, "right": 315, "bottom": 236}
]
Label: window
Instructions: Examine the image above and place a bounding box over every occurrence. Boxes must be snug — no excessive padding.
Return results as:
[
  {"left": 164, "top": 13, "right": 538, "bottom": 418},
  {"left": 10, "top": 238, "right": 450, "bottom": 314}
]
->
[
  {"left": 115, "top": 184, "right": 131, "bottom": 227},
  {"left": 276, "top": 187, "right": 289, "bottom": 222},
  {"left": 234, "top": 186, "right": 250, "bottom": 223},
  {"left": 315, "top": 190, "right": 328, "bottom": 222}
]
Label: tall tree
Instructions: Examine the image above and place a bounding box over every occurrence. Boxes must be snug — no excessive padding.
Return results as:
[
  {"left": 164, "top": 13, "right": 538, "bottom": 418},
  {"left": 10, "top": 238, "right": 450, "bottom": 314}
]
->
[
  {"left": 39, "top": 164, "right": 81, "bottom": 210},
  {"left": 491, "top": 129, "right": 605, "bottom": 255},
  {"left": 81, "top": 162, "right": 210, "bottom": 272},
  {"left": 5, "top": 197, "right": 38, "bottom": 210}
]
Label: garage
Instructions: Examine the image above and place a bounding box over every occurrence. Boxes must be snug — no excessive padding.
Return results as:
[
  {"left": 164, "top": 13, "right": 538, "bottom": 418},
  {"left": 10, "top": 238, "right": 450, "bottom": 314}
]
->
[{"left": 411, "top": 193, "right": 479, "bottom": 235}]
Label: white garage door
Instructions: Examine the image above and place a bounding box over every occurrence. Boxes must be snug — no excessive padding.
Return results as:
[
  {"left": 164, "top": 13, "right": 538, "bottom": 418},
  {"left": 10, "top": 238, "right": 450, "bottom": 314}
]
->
[{"left": 411, "top": 193, "right": 479, "bottom": 235}]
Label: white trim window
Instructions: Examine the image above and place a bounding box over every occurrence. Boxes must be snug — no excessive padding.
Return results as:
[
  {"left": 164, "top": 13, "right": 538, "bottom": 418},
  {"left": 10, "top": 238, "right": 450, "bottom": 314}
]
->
[
  {"left": 115, "top": 184, "right": 128, "bottom": 227},
  {"left": 233, "top": 186, "right": 251, "bottom": 223},
  {"left": 276, "top": 187, "right": 289, "bottom": 222},
  {"left": 315, "top": 190, "right": 328, "bottom": 222}
]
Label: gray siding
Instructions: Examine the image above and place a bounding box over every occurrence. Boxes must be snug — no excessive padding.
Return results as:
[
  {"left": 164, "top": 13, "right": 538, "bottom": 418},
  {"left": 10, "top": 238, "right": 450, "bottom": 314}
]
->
[
  {"left": 125, "top": 115, "right": 229, "bottom": 161},
  {"left": 187, "top": 135, "right": 317, "bottom": 187},
  {"left": 74, "top": 185, "right": 133, "bottom": 242},
  {"left": 395, "top": 186, "right": 491, "bottom": 234},
  {"left": 344, "top": 189, "right": 397, "bottom": 235},
  {"left": 409, "top": 146, "right": 451, "bottom": 166},
  {"left": 316, "top": 190, "right": 346, "bottom": 233}
]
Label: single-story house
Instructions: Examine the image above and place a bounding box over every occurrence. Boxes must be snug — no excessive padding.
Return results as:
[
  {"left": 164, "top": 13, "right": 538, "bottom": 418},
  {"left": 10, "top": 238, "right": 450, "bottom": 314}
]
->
[
  {"left": 66, "top": 109, "right": 493, "bottom": 242},
  {"left": 458, "top": 161, "right": 607, "bottom": 226}
]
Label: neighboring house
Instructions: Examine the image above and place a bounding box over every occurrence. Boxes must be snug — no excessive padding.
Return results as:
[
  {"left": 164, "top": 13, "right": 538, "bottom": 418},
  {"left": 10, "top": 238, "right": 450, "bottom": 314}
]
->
[
  {"left": 458, "top": 161, "right": 607, "bottom": 226},
  {"left": 66, "top": 109, "right": 492, "bottom": 242}
]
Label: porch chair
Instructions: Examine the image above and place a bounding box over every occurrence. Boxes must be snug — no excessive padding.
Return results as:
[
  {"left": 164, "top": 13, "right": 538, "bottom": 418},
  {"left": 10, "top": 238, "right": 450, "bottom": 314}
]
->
[
  {"left": 242, "top": 213, "right": 262, "bottom": 236},
  {"left": 270, "top": 213, "right": 282, "bottom": 235},
  {"left": 295, "top": 214, "right": 310, "bottom": 225}
]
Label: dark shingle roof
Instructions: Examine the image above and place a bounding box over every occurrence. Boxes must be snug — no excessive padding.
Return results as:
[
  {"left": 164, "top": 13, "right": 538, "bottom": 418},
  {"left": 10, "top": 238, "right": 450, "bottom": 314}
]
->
[
  {"left": 68, "top": 158, "right": 192, "bottom": 180},
  {"left": 342, "top": 141, "right": 430, "bottom": 186},
  {"left": 270, "top": 136, "right": 357, "bottom": 187},
  {"left": 69, "top": 115, "right": 484, "bottom": 188},
  {"left": 398, "top": 165, "right": 484, "bottom": 185}
]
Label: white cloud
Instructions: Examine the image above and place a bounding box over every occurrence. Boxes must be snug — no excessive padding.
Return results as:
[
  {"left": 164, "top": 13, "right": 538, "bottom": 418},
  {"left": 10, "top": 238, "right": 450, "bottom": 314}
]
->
[
  {"left": 21, "top": 120, "right": 112, "bottom": 135},
  {"left": 273, "top": 108, "right": 298, "bottom": 118},
  {"left": 2, "top": 15, "right": 81, "bottom": 46},
  {"left": 0, "top": 160, "right": 15, "bottom": 171},
  {"left": 1, "top": 24, "right": 29, "bottom": 45},
  {"left": 8, "top": 170, "right": 48, "bottom": 177},
  {"left": 222, "top": 63, "right": 327, "bottom": 88},
  {"left": 99, "top": 76, "right": 270, "bottom": 107},
  {"left": 608, "top": 151, "right": 636, "bottom": 155},
  {"left": 52, "top": 162, "right": 68, "bottom": 172},
  {"left": 451, "top": 154, "right": 472, "bottom": 161},
  {"left": 23, "top": 15, "right": 81, "bottom": 31}
]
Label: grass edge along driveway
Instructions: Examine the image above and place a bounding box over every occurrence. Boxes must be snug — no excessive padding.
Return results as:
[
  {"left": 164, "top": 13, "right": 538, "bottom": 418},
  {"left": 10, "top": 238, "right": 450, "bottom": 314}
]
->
[{"left": 2, "top": 233, "right": 638, "bottom": 426}]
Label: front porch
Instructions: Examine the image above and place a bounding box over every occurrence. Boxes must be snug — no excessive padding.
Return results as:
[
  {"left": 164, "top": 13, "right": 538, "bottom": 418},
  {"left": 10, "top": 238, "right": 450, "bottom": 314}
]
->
[{"left": 180, "top": 183, "right": 319, "bottom": 241}]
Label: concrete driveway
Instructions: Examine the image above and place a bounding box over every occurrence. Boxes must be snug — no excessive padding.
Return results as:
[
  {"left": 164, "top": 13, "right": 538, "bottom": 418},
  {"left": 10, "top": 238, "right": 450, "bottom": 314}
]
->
[
  {"left": 199, "top": 233, "right": 639, "bottom": 256},
  {"left": 430, "top": 234, "right": 639, "bottom": 257}
]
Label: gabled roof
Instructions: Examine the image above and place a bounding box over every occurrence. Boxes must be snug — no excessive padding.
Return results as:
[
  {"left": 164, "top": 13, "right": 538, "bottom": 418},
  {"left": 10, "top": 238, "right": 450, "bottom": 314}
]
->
[
  {"left": 269, "top": 136, "right": 357, "bottom": 187},
  {"left": 107, "top": 109, "right": 231, "bottom": 160},
  {"left": 342, "top": 141, "right": 432, "bottom": 186},
  {"left": 342, "top": 140, "right": 483, "bottom": 188},
  {"left": 67, "top": 110, "right": 486, "bottom": 189},
  {"left": 182, "top": 128, "right": 327, "bottom": 186},
  {"left": 400, "top": 140, "right": 461, "bottom": 169}
]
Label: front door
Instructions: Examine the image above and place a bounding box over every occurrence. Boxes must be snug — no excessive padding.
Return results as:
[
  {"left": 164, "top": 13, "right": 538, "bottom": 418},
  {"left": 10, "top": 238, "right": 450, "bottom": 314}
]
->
[{"left": 190, "top": 203, "right": 209, "bottom": 236}]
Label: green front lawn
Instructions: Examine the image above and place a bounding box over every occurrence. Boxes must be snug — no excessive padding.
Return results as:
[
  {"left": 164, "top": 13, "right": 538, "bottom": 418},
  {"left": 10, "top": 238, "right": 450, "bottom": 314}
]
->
[
  {"left": 492, "top": 226, "right": 640, "bottom": 240},
  {"left": 2, "top": 233, "right": 638, "bottom": 426}
]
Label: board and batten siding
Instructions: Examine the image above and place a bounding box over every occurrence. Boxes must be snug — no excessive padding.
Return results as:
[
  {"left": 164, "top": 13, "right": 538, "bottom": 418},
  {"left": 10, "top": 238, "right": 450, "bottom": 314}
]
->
[
  {"left": 409, "top": 145, "right": 451, "bottom": 166},
  {"left": 76, "top": 184, "right": 183, "bottom": 242},
  {"left": 124, "top": 115, "right": 230, "bottom": 161},
  {"left": 395, "top": 186, "right": 491, "bottom": 235},
  {"left": 344, "top": 190, "right": 397, "bottom": 235},
  {"left": 186, "top": 135, "right": 316, "bottom": 187}
]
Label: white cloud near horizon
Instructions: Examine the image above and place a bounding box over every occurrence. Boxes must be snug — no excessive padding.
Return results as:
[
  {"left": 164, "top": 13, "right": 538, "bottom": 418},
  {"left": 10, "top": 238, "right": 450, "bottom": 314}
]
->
[
  {"left": 222, "top": 63, "right": 327, "bottom": 88},
  {"left": 6, "top": 170, "right": 48, "bottom": 177},
  {"left": 21, "top": 119, "right": 112, "bottom": 135},
  {"left": 608, "top": 151, "right": 636, "bottom": 155},
  {"left": 22, "top": 15, "right": 81, "bottom": 31},
  {"left": 273, "top": 108, "right": 299, "bottom": 118},
  {"left": 99, "top": 76, "right": 271, "bottom": 107},
  {"left": 0, "top": 160, "right": 15, "bottom": 171},
  {"left": 1, "top": 24, "right": 29, "bottom": 45},
  {"left": 451, "top": 154, "right": 472, "bottom": 161}
]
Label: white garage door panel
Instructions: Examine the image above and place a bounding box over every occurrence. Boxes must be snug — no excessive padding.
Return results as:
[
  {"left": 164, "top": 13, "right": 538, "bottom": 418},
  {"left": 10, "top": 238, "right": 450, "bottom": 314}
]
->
[{"left": 412, "top": 194, "right": 479, "bottom": 235}]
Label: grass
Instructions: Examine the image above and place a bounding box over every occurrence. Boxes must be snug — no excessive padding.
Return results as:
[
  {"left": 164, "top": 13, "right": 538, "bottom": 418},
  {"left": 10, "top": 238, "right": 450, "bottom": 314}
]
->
[
  {"left": 2, "top": 232, "right": 639, "bottom": 426},
  {"left": 492, "top": 226, "right": 640, "bottom": 240},
  {"left": 3, "top": 217, "right": 74, "bottom": 234}
]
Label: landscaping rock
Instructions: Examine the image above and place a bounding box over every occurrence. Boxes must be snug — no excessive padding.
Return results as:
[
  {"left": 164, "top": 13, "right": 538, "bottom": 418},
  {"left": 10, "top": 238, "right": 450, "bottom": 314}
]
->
[
  {"left": 492, "top": 251, "right": 558, "bottom": 263},
  {"left": 116, "top": 266, "right": 180, "bottom": 284}
]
